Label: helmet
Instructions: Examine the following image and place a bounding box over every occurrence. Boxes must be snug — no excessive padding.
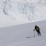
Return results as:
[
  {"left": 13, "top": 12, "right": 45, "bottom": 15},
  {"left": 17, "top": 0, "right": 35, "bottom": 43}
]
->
[{"left": 35, "top": 25, "right": 38, "bottom": 27}]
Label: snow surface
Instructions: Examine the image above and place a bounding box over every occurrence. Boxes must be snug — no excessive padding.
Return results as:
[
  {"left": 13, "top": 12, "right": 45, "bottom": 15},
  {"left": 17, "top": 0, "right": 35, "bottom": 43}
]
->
[
  {"left": 0, "top": 0, "right": 46, "bottom": 45},
  {"left": 0, "top": 20, "right": 46, "bottom": 46}
]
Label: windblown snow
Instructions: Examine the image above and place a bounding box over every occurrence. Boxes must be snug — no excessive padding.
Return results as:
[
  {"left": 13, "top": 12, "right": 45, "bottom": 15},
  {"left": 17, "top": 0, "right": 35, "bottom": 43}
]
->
[{"left": 0, "top": 0, "right": 46, "bottom": 27}]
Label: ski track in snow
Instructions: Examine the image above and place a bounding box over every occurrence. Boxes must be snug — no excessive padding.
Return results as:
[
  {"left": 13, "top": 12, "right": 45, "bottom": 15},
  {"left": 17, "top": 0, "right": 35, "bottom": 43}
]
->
[{"left": 0, "top": 20, "right": 46, "bottom": 46}]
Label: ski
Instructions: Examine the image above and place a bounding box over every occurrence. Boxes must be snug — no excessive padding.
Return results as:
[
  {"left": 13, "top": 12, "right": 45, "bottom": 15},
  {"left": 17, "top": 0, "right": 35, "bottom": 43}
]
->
[
  {"left": 26, "top": 35, "right": 41, "bottom": 38},
  {"left": 26, "top": 36, "right": 35, "bottom": 38}
]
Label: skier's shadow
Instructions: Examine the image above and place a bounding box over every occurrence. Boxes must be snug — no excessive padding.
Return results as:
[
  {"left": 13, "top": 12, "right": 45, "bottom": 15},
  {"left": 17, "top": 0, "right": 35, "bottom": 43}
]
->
[
  {"left": 26, "top": 37, "right": 31, "bottom": 38},
  {"left": 26, "top": 36, "right": 35, "bottom": 38}
]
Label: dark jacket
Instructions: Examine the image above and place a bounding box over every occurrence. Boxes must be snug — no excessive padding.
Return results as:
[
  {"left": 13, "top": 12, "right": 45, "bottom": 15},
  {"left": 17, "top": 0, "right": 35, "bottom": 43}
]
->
[{"left": 34, "top": 25, "right": 40, "bottom": 31}]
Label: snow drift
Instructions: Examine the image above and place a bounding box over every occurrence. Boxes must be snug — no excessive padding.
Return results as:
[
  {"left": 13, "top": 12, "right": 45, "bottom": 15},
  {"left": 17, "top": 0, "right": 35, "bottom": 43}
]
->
[{"left": 0, "top": 0, "right": 46, "bottom": 27}]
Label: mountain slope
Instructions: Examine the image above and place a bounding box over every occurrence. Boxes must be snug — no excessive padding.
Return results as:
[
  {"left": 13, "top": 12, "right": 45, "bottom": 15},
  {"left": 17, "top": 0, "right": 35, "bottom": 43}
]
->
[
  {"left": 0, "top": 0, "right": 46, "bottom": 27},
  {"left": 0, "top": 20, "right": 46, "bottom": 46}
]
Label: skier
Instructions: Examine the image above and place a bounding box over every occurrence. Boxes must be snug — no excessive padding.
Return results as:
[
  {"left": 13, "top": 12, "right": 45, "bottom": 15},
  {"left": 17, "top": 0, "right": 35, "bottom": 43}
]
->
[{"left": 33, "top": 25, "right": 41, "bottom": 36}]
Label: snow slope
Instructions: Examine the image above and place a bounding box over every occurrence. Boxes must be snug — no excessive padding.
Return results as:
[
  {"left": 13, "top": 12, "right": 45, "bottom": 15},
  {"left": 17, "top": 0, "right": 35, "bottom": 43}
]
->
[
  {"left": 0, "top": 0, "right": 46, "bottom": 27},
  {"left": 0, "top": 0, "right": 30, "bottom": 27},
  {"left": 0, "top": 20, "right": 46, "bottom": 46}
]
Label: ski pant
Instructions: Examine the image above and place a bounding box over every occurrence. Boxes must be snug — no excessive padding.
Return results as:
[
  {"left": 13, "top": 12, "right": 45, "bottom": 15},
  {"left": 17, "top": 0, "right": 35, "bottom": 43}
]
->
[{"left": 36, "top": 30, "right": 41, "bottom": 35}]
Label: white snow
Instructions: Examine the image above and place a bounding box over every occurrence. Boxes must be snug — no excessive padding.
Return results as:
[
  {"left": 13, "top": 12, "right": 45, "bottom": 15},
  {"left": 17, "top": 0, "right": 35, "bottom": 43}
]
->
[
  {"left": 0, "top": 0, "right": 46, "bottom": 46},
  {"left": 0, "top": 20, "right": 46, "bottom": 46},
  {"left": 0, "top": 0, "right": 46, "bottom": 27}
]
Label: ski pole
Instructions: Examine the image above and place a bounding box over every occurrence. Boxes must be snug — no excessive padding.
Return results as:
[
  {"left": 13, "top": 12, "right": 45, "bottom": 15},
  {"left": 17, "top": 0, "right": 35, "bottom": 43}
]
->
[{"left": 34, "top": 31, "right": 35, "bottom": 37}]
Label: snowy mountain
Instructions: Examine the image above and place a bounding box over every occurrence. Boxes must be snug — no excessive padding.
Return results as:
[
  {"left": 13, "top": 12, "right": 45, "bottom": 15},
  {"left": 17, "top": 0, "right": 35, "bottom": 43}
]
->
[
  {"left": 0, "top": 0, "right": 46, "bottom": 27},
  {"left": 0, "top": 0, "right": 46, "bottom": 46},
  {"left": 0, "top": 20, "right": 46, "bottom": 46}
]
